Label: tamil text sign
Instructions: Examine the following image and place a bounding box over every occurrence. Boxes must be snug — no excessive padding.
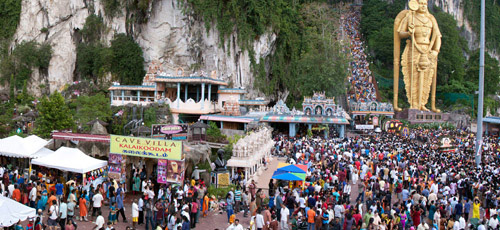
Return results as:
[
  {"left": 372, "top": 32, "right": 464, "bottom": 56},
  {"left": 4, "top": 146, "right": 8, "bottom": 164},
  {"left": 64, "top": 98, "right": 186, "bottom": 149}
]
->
[{"left": 110, "top": 135, "right": 182, "bottom": 160}]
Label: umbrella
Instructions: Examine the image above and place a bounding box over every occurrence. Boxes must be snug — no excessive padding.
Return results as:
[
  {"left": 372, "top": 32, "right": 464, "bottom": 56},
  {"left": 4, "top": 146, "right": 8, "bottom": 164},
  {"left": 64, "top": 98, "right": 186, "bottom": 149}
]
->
[
  {"left": 277, "top": 164, "right": 307, "bottom": 173},
  {"left": 272, "top": 170, "right": 306, "bottom": 181},
  {"left": 0, "top": 196, "right": 36, "bottom": 227},
  {"left": 277, "top": 163, "right": 307, "bottom": 173}
]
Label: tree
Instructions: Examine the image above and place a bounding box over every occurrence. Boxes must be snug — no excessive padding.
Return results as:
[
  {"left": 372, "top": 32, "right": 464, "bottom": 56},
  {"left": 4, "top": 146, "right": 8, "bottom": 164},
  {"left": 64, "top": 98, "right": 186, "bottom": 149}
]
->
[
  {"left": 35, "top": 91, "right": 74, "bottom": 137},
  {"left": 432, "top": 8, "right": 467, "bottom": 90},
  {"left": 0, "top": 0, "right": 22, "bottom": 40},
  {"left": 206, "top": 121, "right": 226, "bottom": 143},
  {"left": 1, "top": 41, "right": 52, "bottom": 89},
  {"left": 72, "top": 93, "right": 112, "bottom": 131},
  {"left": 110, "top": 34, "right": 146, "bottom": 85},
  {"left": 465, "top": 50, "right": 500, "bottom": 96}
]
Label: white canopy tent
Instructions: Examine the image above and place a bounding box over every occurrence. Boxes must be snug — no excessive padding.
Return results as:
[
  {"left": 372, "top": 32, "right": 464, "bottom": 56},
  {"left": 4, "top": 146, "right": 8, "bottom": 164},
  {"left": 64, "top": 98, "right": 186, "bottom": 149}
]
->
[
  {"left": 31, "top": 147, "right": 107, "bottom": 174},
  {"left": 0, "top": 135, "right": 50, "bottom": 158},
  {"left": 0, "top": 196, "right": 36, "bottom": 227}
]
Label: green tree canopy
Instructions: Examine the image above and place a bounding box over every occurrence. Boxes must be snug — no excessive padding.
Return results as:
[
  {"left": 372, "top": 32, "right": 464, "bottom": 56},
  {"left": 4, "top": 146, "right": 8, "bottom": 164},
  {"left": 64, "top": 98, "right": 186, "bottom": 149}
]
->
[
  {"left": 35, "top": 91, "right": 74, "bottom": 137},
  {"left": 110, "top": 33, "right": 146, "bottom": 85},
  {"left": 0, "top": 41, "right": 52, "bottom": 89},
  {"left": 72, "top": 93, "right": 112, "bottom": 131},
  {"left": 0, "top": 0, "right": 21, "bottom": 40},
  {"left": 465, "top": 50, "right": 500, "bottom": 96}
]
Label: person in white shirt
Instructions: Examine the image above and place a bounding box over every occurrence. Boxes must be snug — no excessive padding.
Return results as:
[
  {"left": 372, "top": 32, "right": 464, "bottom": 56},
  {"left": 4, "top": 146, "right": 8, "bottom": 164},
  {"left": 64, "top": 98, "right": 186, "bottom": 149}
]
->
[
  {"left": 132, "top": 199, "right": 139, "bottom": 229},
  {"left": 299, "top": 197, "right": 306, "bottom": 209},
  {"left": 138, "top": 196, "right": 144, "bottom": 225},
  {"left": 343, "top": 184, "right": 351, "bottom": 203},
  {"left": 458, "top": 216, "right": 466, "bottom": 229},
  {"left": 7, "top": 183, "right": 14, "bottom": 197},
  {"left": 280, "top": 204, "right": 290, "bottom": 230},
  {"left": 29, "top": 185, "right": 37, "bottom": 208},
  {"left": 452, "top": 220, "right": 460, "bottom": 230},
  {"left": 226, "top": 218, "right": 244, "bottom": 230},
  {"left": 95, "top": 211, "right": 105, "bottom": 229},
  {"left": 91, "top": 192, "right": 103, "bottom": 220},
  {"left": 489, "top": 215, "right": 499, "bottom": 229},
  {"left": 48, "top": 200, "right": 59, "bottom": 230},
  {"left": 256, "top": 211, "right": 265, "bottom": 230}
]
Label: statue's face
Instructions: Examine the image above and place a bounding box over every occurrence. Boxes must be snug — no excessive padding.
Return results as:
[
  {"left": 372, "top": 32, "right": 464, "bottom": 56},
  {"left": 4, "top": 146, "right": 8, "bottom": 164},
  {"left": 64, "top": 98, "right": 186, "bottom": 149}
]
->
[{"left": 417, "top": 0, "right": 428, "bottom": 13}]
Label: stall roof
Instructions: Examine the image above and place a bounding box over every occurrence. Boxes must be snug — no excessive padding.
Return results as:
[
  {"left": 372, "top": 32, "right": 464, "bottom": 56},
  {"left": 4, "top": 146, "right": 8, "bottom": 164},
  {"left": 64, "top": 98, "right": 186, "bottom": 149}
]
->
[
  {"left": 483, "top": 116, "right": 500, "bottom": 124},
  {"left": 155, "top": 76, "right": 228, "bottom": 86},
  {"left": 31, "top": 147, "right": 107, "bottom": 174},
  {"left": 0, "top": 135, "right": 49, "bottom": 158},
  {"left": 260, "top": 115, "right": 349, "bottom": 124},
  {"left": 0, "top": 196, "right": 36, "bottom": 227},
  {"left": 108, "top": 85, "right": 157, "bottom": 91},
  {"left": 199, "top": 115, "right": 258, "bottom": 123}
]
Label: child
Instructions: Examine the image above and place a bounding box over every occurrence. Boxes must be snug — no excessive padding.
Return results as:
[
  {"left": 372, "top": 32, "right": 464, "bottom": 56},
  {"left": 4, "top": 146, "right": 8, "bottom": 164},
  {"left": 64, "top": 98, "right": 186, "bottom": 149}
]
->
[{"left": 108, "top": 202, "right": 117, "bottom": 224}]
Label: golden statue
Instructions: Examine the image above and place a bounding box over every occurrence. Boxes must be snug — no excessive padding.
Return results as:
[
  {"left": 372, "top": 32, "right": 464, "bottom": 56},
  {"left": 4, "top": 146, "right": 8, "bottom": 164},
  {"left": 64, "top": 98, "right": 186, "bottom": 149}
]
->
[{"left": 393, "top": 0, "right": 441, "bottom": 112}]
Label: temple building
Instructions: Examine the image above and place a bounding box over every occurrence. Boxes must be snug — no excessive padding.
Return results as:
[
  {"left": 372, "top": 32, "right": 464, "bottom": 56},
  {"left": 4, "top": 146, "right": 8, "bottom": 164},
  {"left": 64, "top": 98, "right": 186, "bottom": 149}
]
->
[
  {"left": 109, "top": 62, "right": 267, "bottom": 124},
  {"left": 261, "top": 92, "right": 350, "bottom": 138}
]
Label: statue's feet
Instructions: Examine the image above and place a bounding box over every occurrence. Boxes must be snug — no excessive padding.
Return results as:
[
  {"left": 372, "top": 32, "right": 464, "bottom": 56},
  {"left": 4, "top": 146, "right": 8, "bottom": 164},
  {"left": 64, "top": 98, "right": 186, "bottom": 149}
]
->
[
  {"left": 420, "top": 106, "right": 430, "bottom": 111},
  {"left": 431, "top": 107, "right": 441, "bottom": 113},
  {"left": 394, "top": 106, "right": 402, "bottom": 112}
]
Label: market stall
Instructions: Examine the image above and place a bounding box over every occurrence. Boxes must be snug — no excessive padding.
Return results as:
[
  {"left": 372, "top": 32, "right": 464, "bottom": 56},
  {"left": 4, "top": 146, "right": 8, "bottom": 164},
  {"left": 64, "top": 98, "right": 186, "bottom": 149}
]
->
[
  {"left": 0, "top": 196, "right": 36, "bottom": 227},
  {"left": 0, "top": 135, "right": 50, "bottom": 158},
  {"left": 31, "top": 147, "right": 107, "bottom": 174},
  {"left": 0, "top": 135, "right": 53, "bottom": 177}
]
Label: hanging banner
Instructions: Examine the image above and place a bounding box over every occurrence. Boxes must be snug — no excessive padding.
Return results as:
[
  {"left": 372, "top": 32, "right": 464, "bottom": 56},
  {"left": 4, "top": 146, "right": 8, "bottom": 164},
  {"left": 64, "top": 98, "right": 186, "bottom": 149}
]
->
[
  {"left": 108, "top": 153, "right": 123, "bottom": 180},
  {"left": 110, "top": 135, "right": 183, "bottom": 160},
  {"left": 157, "top": 159, "right": 168, "bottom": 184},
  {"left": 151, "top": 124, "right": 189, "bottom": 140},
  {"left": 166, "top": 160, "right": 185, "bottom": 184}
]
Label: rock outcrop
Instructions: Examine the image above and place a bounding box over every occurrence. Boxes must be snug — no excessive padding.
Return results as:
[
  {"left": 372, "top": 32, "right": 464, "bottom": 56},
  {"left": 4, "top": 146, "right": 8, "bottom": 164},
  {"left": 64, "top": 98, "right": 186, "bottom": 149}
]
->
[{"left": 9, "top": 0, "right": 276, "bottom": 97}]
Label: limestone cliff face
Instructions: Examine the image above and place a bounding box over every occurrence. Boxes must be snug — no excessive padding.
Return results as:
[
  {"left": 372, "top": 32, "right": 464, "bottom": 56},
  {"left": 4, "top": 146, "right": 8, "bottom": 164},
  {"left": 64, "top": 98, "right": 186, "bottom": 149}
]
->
[
  {"left": 11, "top": 0, "right": 275, "bottom": 97},
  {"left": 428, "top": 0, "right": 498, "bottom": 59},
  {"left": 428, "top": 0, "right": 477, "bottom": 49}
]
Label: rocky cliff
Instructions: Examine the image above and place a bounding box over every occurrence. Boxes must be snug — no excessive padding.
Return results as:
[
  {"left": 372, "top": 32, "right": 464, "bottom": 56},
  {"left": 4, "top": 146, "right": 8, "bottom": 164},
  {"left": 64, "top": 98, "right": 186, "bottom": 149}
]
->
[
  {"left": 429, "top": 0, "right": 498, "bottom": 59},
  {"left": 11, "top": 0, "right": 275, "bottom": 96}
]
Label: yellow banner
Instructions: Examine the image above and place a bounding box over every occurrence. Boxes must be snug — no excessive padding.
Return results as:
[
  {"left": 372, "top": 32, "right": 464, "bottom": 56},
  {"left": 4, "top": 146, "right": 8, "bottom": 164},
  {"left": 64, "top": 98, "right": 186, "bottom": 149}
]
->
[{"left": 110, "top": 135, "right": 182, "bottom": 160}]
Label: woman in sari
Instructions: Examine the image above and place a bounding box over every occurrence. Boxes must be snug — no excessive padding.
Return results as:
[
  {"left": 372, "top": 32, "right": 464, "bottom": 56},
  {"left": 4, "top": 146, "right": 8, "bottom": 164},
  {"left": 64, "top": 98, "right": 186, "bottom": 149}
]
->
[
  {"left": 203, "top": 192, "right": 209, "bottom": 217},
  {"left": 79, "top": 191, "right": 88, "bottom": 221}
]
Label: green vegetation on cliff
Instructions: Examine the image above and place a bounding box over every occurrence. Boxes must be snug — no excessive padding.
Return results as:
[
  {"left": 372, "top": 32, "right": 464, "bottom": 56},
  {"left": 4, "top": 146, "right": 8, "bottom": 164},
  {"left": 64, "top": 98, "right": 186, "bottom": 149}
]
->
[
  {"left": 185, "top": 0, "right": 349, "bottom": 106},
  {"left": 0, "top": 41, "right": 52, "bottom": 90},
  {"left": 464, "top": 0, "right": 500, "bottom": 52},
  {"left": 0, "top": 0, "right": 22, "bottom": 40},
  {"left": 76, "top": 14, "right": 145, "bottom": 85}
]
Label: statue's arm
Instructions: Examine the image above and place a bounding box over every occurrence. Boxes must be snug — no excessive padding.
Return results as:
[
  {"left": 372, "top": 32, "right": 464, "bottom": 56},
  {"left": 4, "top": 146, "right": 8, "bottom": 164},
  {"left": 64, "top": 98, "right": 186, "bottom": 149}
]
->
[
  {"left": 431, "top": 16, "right": 442, "bottom": 56},
  {"left": 398, "top": 14, "right": 411, "bottom": 39}
]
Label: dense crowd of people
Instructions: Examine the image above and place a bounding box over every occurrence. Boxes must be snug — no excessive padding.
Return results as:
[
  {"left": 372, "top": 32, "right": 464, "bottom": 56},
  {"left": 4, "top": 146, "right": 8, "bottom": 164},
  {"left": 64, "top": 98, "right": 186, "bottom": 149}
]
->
[
  {"left": 253, "top": 128, "right": 499, "bottom": 230},
  {"left": 344, "top": 9, "right": 377, "bottom": 103}
]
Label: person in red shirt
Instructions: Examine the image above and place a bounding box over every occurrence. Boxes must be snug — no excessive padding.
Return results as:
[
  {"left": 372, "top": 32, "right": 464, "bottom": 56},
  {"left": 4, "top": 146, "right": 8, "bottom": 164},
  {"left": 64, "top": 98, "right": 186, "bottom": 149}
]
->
[{"left": 12, "top": 184, "right": 21, "bottom": 202}]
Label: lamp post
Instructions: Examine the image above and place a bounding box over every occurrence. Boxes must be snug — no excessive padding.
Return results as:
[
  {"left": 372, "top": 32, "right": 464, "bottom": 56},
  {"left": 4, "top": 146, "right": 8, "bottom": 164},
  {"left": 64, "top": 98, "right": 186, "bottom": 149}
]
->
[{"left": 475, "top": 0, "right": 486, "bottom": 167}]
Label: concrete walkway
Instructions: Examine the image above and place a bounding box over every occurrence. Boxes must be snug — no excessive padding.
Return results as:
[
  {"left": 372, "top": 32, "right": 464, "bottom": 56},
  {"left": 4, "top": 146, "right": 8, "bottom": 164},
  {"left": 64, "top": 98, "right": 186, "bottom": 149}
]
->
[{"left": 255, "top": 157, "right": 284, "bottom": 195}]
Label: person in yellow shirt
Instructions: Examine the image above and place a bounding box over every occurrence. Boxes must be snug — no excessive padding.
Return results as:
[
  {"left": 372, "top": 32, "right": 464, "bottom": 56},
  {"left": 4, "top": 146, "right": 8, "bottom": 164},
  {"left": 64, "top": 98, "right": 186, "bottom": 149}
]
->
[{"left": 472, "top": 198, "right": 481, "bottom": 219}]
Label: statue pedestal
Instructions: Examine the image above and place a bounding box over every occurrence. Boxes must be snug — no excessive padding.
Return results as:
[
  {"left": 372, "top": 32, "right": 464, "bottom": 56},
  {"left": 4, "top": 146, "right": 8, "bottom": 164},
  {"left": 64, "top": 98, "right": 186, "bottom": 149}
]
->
[
  {"left": 395, "top": 109, "right": 450, "bottom": 124},
  {"left": 210, "top": 171, "right": 230, "bottom": 188}
]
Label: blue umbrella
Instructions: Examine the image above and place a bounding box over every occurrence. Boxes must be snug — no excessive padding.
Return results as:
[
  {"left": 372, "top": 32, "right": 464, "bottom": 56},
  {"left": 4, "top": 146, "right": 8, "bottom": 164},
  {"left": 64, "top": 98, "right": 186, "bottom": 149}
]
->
[
  {"left": 272, "top": 171, "right": 306, "bottom": 181},
  {"left": 276, "top": 164, "right": 307, "bottom": 173}
]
